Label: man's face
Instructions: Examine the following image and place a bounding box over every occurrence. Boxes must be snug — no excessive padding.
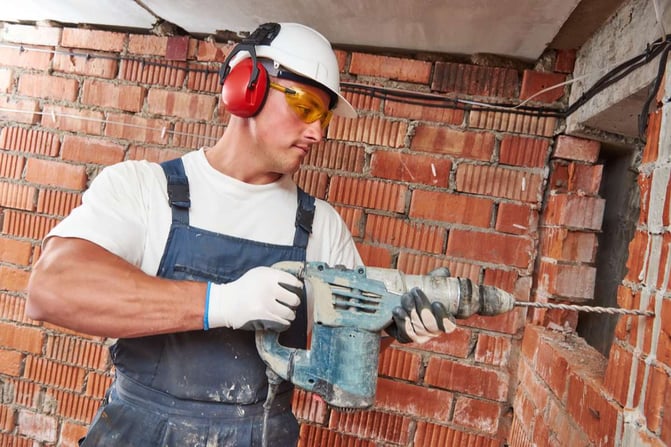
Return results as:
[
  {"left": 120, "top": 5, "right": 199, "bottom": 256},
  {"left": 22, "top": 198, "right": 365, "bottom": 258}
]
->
[{"left": 250, "top": 77, "right": 332, "bottom": 176}]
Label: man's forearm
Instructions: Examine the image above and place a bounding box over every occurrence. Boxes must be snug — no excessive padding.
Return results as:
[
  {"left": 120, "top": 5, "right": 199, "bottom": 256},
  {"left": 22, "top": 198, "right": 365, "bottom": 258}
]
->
[{"left": 26, "top": 237, "right": 206, "bottom": 338}]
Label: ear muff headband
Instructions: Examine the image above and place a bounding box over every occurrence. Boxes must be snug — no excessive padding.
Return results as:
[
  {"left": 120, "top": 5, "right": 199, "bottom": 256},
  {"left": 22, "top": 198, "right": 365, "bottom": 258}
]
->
[{"left": 219, "top": 23, "right": 281, "bottom": 117}]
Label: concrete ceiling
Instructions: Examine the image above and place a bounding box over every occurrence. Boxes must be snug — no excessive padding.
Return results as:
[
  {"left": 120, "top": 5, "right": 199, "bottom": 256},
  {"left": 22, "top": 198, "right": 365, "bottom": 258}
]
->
[{"left": 0, "top": 0, "right": 626, "bottom": 62}]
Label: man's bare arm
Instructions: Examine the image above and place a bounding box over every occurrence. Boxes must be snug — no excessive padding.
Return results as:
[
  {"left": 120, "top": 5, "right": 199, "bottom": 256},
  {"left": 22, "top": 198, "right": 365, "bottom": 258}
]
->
[{"left": 26, "top": 237, "right": 206, "bottom": 338}]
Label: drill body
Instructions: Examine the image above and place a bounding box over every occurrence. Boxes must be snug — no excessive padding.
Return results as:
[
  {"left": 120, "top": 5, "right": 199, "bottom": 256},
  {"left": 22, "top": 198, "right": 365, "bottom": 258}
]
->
[{"left": 255, "top": 261, "right": 516, "bottom": 409}]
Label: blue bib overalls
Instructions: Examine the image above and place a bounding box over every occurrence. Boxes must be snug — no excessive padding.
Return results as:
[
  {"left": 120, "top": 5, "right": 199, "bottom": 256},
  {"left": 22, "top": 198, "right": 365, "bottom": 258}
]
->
[{"left": 80, "top": 158, "right": 313, "bottom": 446}]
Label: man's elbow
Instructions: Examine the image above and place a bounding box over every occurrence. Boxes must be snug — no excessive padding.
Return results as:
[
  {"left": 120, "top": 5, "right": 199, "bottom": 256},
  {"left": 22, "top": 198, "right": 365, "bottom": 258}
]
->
[
  {"left": 26, "top": 271, "right": 53, "bottom": 321},
  {"left": 25, "top": 252, "right": 66, "bottom": 322}
]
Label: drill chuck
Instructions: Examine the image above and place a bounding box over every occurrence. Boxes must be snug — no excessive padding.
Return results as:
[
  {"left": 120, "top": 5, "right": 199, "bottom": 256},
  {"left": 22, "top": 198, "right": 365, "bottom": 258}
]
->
[{"left": 364, "top": 267, "right": 516, "bottom": 319}]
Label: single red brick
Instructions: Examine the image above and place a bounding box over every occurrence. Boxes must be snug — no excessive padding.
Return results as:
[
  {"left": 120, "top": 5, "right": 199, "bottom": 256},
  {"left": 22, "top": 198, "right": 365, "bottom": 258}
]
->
[
  {"left": 197, "top": 41, "right": 231, "bottom": 62},
  {"left": 2, "top": 23, "right": 61, "bottom": 46},
  {"left": 147, "top": 89, "right": 216, "bottom": 120},
  {"left": 330, "top": 115, "right": 408, "bottom": 148},
  {"left": 410, "top": 190, "right": 493, "bottom": 228},
  {"left": 378, "top": 345, "right": 421, "bottom": 381},
  {"left": 642, "top": 110, "right": 662, "bottom": 164},
  {"left": 547, "top": 397, "right": 591, "bottom": 447},
  {"left": 60, "top": 421, "right": 89, "bottom": 447},
  {"left": 25, "top": 158, "right": 87, "bottom": 190},
  {"left": 0, "top": 265, "right": 30, "bottom": 292},
  {"left": 554, "top": 135, "right": 600, "bottom": 162},
  {"left": 604, "top": 343, "right": 636, "bottom": 412},
  {"left": 516, "top": 359, "right": 550, "bottom": 414},
  {"left": 0, "top": 45, "right": 52, "bottom": 70},
  {"left": 459, "top": 307, "right": 526, "bottom": 335},
  {"left": 329, "top": 408, "right": 411, "bottom": 444},
  {"left": 375, "top": 378, "right": 453, "bottom": 420},
  {"left": 371, "top": 150, "right": 451, "bottom": 187},
  {"left": 418, "top": 327, "right": 473, "bottom": 358},
  {"left": 567, "top": 163, "right": 603, "bottom": 195},
  {"left": 539, "top": 228, "right": 597, "bottom": 263},
  {"left": 40, "top": 105, "right": 104, "bottom": 135},
  {"left": 24, "top": 356, "right": 86, "bottom": 391},
  {"left": 536, "top": 260, "right": 597, "bottom": 300},
  {"left": 535, "top": 337, "right": 570, "bottom": 400},
  {"left": 457, "top": 164, "right": 543, "bottom": 203},
  {"left": 625, "top": 230, "right": 649, "bottom": 283},
  {"left": 475, "top": 333, "right": 512, "bottom": 367},
  {"left": 53, "top": 52, "right": 118, "bottom": 78},
  {"left": 425, "top": 357, "right": 509, "bottom": 401},
  {"left": 62, "top": 135, "right": 125, "bottom": 166},
  {"left": 350, "top": 52, "right": 431, "bottom": 83},
  {"left": 0, "top": 322, "right": 43, "bottom": 354},
  {"left": 658, "top": 299, "right": 671, "bottom": 366},
  {"left": 0, "top": 96, "right": 40, "bottom": 124},
  {"left": 414, "top": 421, "right": 500, "bottom": 447},
  {"left": 329, "top": 176, "right": 407, "bottom": 212},
  {"left": 305, "top": 140, "right": 365, "bottom": 173},
  {"left": 452, "top": 396, "right": 501, "bottom": 434},
  {"left": 432, "top": 61, "right": 519, "bottom": 98},
  {"left": 104, "top": 112, "right": 169, "bottom": 144},
  {"left": 543, "top": 193, "right": 605, "bottom": 230},
  {"left": 61, "top": 28, "right": 125, "bottom": 51},
  {"left": 356, "top": 243, "right": 393, "bottom": 268},
  {"left": 412, "top": 125, "right": 495, "bottom": 160},
  {"left": 521, "top": 325, "right": 542, "bottom": 361},
  {"left": 17, "top": 410, "right": 57, "bottom": 443},
  {"left": 127, "top": 145, "right": 184, "bottom": 163},
  {"left": 499, "top": 135, "right": 550, "bottom": 168},
  {"left": 364, "top": 214, "right": 446, "bottom": 253},
  {"left": 18, "top": 73, "right": 79, "bottom": 102},
  {"left": 0, "top": 68, "right": 13, "bottom": 93},
  {"left": 554, "top": 49, "right": 577, "bottom": 74},
  {"left": 447, "top": 228, "right": 533, "bottom": 269},
  {"left": 0, "top": 126, "right": 61, "bottom": 156},
  {"left": 496, "top": 202, "right": 537, "bottom": 235},
  {"left": 292, "top": 389, "right": 328, "bottom": 425},
  {"left": 520, "top": 70, "right": 567, "bottom": 103},
  {"left": 82, "top": 79, "right": 146, "bottom": 112},
  {"left": 0, "top": 349, "right": 23, "bottom": 375},
  {"left": 566, "top": 374, "right": 619, "bottom": 445},
  {"left": 384, "top": 101, "right": 464, "bottom": 125},
  {"left": 0, "top": 236, "right": 32, "bottom": 265},
  {"left": 128, "top": 34, "right": 168, "bottom": 56}
]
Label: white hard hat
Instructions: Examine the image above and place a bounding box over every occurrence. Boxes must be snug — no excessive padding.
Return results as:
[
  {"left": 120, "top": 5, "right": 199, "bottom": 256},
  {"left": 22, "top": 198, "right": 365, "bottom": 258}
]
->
[{"left": 225, "top": 22, "right": 357, "bottom": 118}]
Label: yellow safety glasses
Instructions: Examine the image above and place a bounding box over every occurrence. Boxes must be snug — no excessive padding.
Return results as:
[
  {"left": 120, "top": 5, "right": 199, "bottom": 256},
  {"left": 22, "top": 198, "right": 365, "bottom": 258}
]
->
[{"left": 269, "top": 82, "right": 333, "bottom": 130}]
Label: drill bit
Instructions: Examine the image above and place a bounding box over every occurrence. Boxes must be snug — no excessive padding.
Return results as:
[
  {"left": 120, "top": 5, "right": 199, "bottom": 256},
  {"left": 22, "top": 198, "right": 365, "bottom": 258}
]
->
[{"left": 515, "top": 301, "right": 654, "bottom": 316}]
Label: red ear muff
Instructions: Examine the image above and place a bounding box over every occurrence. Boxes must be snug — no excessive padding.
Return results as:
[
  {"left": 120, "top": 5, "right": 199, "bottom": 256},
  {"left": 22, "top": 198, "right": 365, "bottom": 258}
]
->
[{"left": 221, "top": 58, "right": 270, "bottom": 118}]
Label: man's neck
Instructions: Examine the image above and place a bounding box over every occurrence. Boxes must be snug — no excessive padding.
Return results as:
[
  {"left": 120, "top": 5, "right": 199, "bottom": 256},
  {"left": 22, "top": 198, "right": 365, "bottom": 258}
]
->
[{"left": 204, "top": 129, "right": 282, "bottom": 185}]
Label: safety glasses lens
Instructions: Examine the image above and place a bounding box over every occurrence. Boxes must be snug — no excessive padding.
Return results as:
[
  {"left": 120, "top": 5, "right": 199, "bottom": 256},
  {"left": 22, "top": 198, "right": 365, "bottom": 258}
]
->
[{"left": 270, "top": 83, "right": 333, "bottom": 129}]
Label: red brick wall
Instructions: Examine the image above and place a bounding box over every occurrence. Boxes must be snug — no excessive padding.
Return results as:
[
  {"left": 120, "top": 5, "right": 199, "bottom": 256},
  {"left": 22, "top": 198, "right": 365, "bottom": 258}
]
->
[
  {"left": 507, "top": 78, "right": 671, "bottom": 446},
  {"left": 0, "top": 22, "right": 619, "bottom": 446}
]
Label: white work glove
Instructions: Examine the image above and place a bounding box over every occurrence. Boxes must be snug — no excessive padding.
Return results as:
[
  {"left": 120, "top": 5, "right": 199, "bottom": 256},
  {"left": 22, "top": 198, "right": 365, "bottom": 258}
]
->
[
  {"left": 204, "top": 266, "right": 303, "bottom": 331},
  {"left": 386, "top": 287, "right": 458, "bottom": 344}
]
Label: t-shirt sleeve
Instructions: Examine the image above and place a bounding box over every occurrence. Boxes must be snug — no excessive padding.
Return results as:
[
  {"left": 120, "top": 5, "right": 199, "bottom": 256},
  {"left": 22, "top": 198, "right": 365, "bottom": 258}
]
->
[
  {"left": 46, "top": 161, "right": 158, "bottom": 267},
  {"left": 308, "top": 200, "right": 363, "bottom": 268}
]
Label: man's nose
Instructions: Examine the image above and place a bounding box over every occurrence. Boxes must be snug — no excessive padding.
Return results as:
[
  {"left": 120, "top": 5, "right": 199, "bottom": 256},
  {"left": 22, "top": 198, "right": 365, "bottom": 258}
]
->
[{"left": 304, "top": 119, "right": 325, "bottom": 142}]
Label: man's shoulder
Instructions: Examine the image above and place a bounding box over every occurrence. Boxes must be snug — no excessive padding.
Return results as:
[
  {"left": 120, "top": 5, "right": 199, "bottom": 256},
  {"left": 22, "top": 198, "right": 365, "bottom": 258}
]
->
[{"left": 97, "top": 158, "right": 166, "bottom": 182}]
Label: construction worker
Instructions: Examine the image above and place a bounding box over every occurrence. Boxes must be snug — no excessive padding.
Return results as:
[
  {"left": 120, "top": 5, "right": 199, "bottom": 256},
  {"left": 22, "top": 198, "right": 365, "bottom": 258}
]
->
[{"left": 26, "top": 22, "right": 455, "bottom": 446}]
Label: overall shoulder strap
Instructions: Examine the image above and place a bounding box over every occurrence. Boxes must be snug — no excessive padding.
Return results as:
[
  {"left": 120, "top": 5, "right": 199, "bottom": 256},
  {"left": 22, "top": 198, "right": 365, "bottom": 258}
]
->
[
  {"left": 293, "top": 187, "right": 315, "bottom": 249},
  {"left": 160, "top": 158, "right": 190, "bottom": 225}
]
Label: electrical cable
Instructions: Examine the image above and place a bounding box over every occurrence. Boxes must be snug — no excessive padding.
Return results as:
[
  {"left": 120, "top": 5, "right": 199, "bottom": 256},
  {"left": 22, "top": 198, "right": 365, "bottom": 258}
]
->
[{"left": 638, "top": 38, "right": 671, "bottom": 142}]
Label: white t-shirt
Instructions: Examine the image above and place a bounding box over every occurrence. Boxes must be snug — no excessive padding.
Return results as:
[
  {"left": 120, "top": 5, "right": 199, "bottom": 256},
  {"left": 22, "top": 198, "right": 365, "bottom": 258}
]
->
[{"left": 48, "top": 148, "right": 363, "bottom": 274}]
